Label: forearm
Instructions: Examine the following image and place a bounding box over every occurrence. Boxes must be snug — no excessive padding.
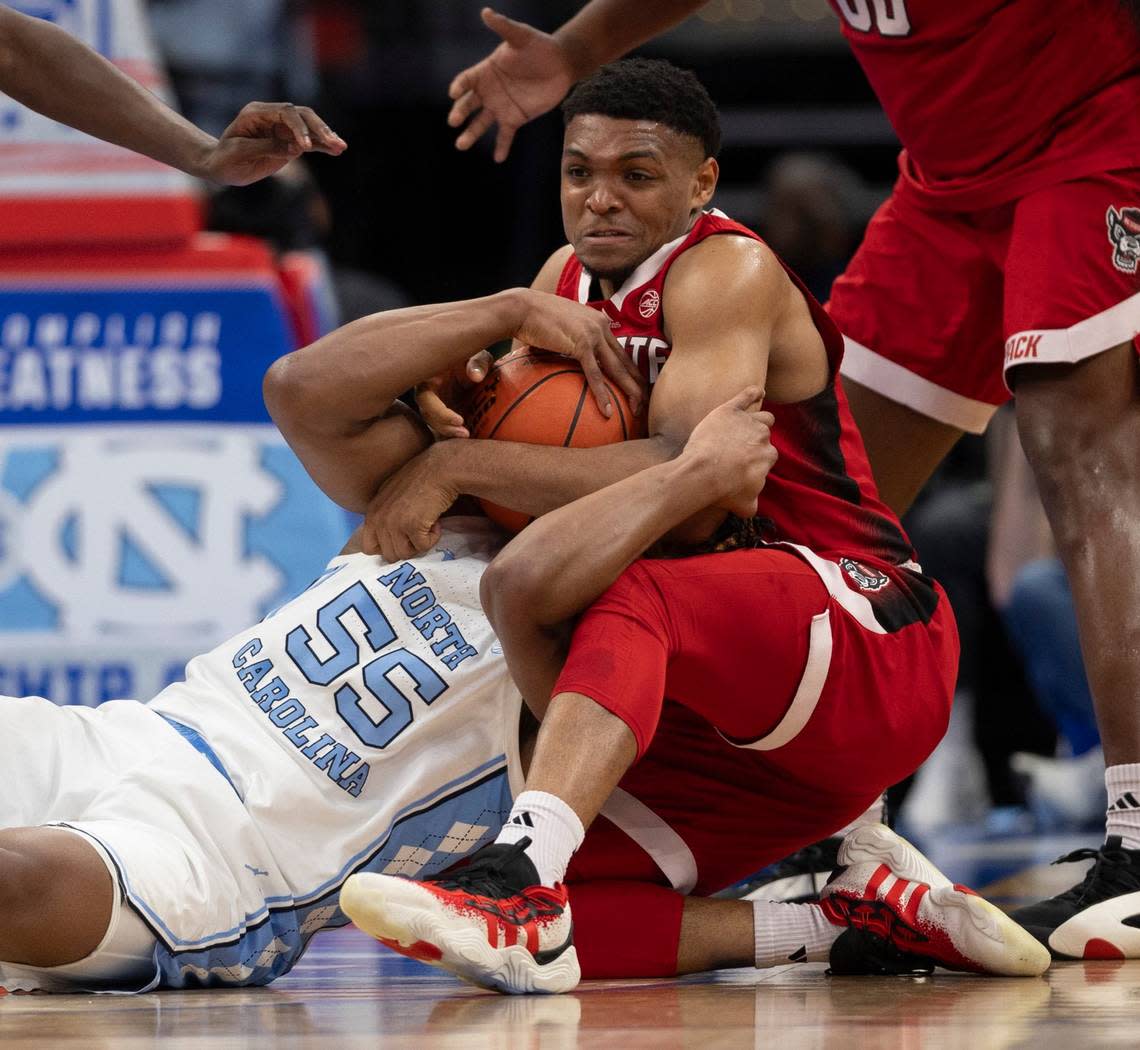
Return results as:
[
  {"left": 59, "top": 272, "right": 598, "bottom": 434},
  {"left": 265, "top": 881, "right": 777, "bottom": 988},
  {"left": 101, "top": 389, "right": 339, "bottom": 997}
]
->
[
  {"left": 0, "top": 8, "right": 215, "bottom": 175},
  {"left": 265, "top": 291, "right": 523, "bottom": 441},
  {"left": 265, "top": 291, "right": 525, "bottom": 511},
  {"left": 434, "top": 433, "right": 678, "bottom": 518},
  {"left": 555, "top": 0, "right": 708, "bottom": 77},
  {"left": 483, "top": 451, "right": 720, "bottom": 630}
]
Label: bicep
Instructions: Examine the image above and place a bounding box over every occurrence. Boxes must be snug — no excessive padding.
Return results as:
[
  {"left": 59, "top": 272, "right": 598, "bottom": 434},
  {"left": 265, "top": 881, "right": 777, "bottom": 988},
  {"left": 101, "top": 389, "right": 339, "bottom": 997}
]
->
[{"left": 649, "top": 238, "right": 780, "bottom": 444}]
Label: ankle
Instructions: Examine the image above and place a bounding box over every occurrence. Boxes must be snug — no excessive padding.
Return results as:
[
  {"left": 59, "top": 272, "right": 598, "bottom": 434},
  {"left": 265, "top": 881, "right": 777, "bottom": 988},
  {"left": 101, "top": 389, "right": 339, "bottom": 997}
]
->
[{"left": 495, "top": 791, "right": 585, "bottom": 886}]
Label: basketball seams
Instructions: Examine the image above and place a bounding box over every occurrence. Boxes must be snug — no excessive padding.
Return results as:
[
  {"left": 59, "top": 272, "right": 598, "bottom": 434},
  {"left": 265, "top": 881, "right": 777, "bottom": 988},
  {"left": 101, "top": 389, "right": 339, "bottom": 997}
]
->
[
  {"left": 486, "top": 369, "right": 582, "bottom": 439},
  {"left": 562, "top": 382, "right": 590, "bottom": 447}
]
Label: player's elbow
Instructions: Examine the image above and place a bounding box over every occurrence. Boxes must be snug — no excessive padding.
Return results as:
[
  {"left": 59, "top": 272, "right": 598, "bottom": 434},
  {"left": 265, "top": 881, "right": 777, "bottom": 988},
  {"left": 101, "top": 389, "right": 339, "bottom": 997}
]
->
[
  {"left": 263, "top": 354, "right": 296, "bottom": 427},
  {"left": 480, "top": 547, "right": 548, "bottom": 633}
]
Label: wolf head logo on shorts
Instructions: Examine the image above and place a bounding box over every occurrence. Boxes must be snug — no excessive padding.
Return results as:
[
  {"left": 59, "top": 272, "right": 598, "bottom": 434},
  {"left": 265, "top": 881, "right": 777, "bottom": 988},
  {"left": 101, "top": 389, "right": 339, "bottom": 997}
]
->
[
  {"left": 638, "top": 289, "right": 660, "bottom": 318},
  {"left": 839, "top": 557, "right": 890, "bottom": 593},
  {"left": 1106, "top": 206, "right": 1140, "bottom": 274}
]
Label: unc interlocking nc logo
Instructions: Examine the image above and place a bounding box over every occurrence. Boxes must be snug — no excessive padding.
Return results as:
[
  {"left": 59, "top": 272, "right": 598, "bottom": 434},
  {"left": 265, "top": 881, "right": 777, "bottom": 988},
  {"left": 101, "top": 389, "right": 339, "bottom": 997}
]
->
[{"left": 15, "top": 431, "right": 282, "bottom": 642}]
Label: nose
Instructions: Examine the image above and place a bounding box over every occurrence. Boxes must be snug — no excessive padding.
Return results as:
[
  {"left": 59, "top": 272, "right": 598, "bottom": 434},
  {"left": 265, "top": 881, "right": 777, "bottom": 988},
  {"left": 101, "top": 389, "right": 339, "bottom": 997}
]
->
[{"left": 586, "top": 181, "right": 621, "bottom": 215}]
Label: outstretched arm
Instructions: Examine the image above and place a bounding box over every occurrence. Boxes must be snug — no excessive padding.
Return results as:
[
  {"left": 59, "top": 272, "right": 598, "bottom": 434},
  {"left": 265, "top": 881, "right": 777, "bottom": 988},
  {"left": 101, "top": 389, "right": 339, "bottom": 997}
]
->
[
  {"left": 448, "top": 3, "right": 707, "bottom": 161},
  {"left": 480, "top": 390, "right": 777, "bottom": 711},
  {"left": 0, "top": 6, "right": 345, "bottom": 184}
]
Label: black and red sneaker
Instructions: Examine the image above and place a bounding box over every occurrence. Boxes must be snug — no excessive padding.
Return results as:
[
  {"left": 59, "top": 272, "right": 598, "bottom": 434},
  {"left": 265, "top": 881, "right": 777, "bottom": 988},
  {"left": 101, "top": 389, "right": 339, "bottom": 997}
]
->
[
  {"left": 340, "top": 838, "right": 579, "bottom": 994},
  {"left": 821, "top": 825, "right": 1050, "bottom": 977}
]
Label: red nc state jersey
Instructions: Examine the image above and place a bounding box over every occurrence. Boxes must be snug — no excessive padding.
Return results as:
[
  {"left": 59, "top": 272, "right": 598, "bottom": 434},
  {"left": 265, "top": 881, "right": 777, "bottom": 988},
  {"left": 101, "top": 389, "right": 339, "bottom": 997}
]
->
[
  {"left": 555, "top": 211, "right": 937, "bottom": 628},
  {"left": 828, "top": 0, "right": 1140, "bottom": 210}
]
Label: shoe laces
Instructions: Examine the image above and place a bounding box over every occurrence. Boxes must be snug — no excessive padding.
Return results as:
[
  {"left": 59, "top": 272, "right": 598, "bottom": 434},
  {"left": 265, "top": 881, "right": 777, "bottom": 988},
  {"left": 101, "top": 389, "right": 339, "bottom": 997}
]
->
[
  {"left": 1050, "top": 840, "right": 1140, "bottom": 904},
  {"left": 430, "top": 838, "right": 535, "bottom": 898}
]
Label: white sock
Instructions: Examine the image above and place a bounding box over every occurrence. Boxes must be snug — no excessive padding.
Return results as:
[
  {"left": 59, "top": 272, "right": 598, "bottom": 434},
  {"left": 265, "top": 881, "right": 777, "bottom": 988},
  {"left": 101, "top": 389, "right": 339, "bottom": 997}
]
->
[
  {"left": 833, "top": 793, "right": 887, "bottom": 838},
  {"left": 495, "top": 790, "right": 585, "bottom": 886},
  {"left": 1105, "top": 763, "right": 1140, "bottom": 849},
  {"left": 752, "top": 901, "right": 841, "bottom": 967}
]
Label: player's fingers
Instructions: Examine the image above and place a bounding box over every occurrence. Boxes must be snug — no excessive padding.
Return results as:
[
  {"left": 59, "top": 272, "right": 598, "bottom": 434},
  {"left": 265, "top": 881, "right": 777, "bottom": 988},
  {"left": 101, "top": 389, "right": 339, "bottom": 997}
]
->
[
  {"left": 456, "top": 109, "right": 497, "bottom": 152},
  {"left": 726, "top": 385, "right": 764, "bottom": 411},
  {"left": 377, "top": 528, "right": 397, "bottom": 564},
  {"left": 359, "top": 518, "right": 382, "bottom": 556},
  {"left": 597, "top": 342, "right": 644, "bottom": 416},
  {"left": 579, "top": 354, "right": 614, "bottom": 419},
  {"left": 600, "top": 327, "right": 646, "bottom": 413},
  {"left": 481, "top": 7, "right": 534, "bottom": 47},
  {"left": 448, "top": 89, "right": 482, "bottom": 127},
  {"left": 492, "top": 122, "right": 518, "bottom": 164},
  {"left": 411, "top": 521, "right": 442, "bottom": 554},
  {"left": 755, "top": 410, "right": 776, "bottom": 427},
  {"left": 275, "top": 105, "right": 312, "bottom": 150},
  {"left": 466, "top": 350, "right": 493, "bottom": 382},
  {"left": 416, "top": 388, "right": 469, "bottom": 436},
  {"left": 294, "top": 106, "right": 346, "bottom": 152}
]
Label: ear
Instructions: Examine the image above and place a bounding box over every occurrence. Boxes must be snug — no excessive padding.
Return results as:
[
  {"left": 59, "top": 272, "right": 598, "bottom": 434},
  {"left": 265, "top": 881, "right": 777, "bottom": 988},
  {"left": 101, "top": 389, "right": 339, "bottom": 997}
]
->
[{"left": 691, "top": 157, "right": 719, "bottom": 211}]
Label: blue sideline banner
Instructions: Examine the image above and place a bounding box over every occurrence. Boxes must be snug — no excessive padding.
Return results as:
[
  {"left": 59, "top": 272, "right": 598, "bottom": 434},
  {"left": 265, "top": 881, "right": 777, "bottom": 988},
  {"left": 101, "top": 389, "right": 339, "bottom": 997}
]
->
[{"left": 0, "top": 283, "right": 353, "bottom": 706}]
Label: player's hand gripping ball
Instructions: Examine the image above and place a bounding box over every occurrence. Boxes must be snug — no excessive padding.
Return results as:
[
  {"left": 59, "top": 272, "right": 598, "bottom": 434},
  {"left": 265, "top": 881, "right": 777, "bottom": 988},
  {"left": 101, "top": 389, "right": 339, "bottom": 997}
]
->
[{"left": 468, "top": 347, "right": 645, "bottom": 531}]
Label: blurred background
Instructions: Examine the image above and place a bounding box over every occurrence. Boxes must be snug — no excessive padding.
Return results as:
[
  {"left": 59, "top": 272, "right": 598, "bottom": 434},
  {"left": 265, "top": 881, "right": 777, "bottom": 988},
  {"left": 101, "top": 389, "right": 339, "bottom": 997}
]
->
[{"left": 0, "top": 0, "right": 1102, "bottom": 855}]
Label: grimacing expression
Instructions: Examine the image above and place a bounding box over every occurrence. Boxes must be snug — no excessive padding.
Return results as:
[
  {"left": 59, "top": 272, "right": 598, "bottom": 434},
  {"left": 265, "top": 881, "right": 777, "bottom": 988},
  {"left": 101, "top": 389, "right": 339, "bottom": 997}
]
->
[{"left": 561, "top": 115, "right": 718, "bottom": 287}]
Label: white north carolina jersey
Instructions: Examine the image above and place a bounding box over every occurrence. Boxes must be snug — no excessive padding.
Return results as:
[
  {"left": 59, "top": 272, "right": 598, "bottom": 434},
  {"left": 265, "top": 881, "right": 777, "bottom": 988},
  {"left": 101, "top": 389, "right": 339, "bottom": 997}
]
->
[{"left": 133, "top": 516, "right": 523, "bottom": 985}]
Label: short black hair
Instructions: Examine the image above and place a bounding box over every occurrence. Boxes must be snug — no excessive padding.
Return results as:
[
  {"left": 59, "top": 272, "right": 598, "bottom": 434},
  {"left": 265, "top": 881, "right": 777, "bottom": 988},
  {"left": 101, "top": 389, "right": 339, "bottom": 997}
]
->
[{"left": 561, "top": 58, "right": 721, "bottom": 159}]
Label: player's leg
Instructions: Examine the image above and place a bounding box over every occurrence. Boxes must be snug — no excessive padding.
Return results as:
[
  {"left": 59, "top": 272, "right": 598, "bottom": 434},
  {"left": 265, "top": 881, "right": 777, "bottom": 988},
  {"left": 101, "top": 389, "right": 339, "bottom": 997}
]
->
[
  {"left": 0, "top": 695, "right": 160, "bottom": 990},
  {"left": 1012, "top": 349, "right": 1140, "bottom": 955},
  {"left": 0, "top": 826, "right": 114, "bottom": 966},
  {"left": 568, "top": 823, "right": 1049, "bottom": 980},
  {"left": 1000, "top": 170, "right": 1140, "bottom": 958},
  {"left": 842, "top": 379, "right": 964, "bottom": 516},
  {"left": 340, "top": 550, "right": 827, "bottom": 992},
  {"left": 830, "top": 188, "right": 1008, "bottom": 514}
]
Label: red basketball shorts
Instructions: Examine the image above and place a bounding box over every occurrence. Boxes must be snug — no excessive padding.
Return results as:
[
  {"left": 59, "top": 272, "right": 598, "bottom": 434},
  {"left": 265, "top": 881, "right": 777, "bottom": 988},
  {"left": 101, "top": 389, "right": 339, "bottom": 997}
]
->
[
  {"left": 559, "top": 546, "right": 958, "bottom": 898},
  {"left": 832, "top": 169, "right": 1140, "bottom": 433}
]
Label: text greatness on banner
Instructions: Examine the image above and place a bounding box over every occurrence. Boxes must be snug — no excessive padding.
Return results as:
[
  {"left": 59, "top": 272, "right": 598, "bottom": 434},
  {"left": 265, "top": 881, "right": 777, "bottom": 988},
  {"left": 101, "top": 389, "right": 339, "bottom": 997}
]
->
[{"left": 0, "top": 281, "right": 350, "bottom": 708}]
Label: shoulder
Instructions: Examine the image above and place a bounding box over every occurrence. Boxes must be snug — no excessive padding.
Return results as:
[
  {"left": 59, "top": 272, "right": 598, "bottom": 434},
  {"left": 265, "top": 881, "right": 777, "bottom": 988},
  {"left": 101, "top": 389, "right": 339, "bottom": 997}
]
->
[
  {"left": 531, "top": 244, "right": 576, "bottom": 293},
  {"left": 665, "top": 233, "right": 791, "bottom": 317}
]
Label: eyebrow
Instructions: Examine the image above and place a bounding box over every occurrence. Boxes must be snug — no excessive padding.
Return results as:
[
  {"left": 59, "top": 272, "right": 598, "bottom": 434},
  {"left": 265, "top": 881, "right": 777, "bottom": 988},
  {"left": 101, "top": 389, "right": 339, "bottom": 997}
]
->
[{"left": 562, "top": 147, "right": 664, "bottom": 162}]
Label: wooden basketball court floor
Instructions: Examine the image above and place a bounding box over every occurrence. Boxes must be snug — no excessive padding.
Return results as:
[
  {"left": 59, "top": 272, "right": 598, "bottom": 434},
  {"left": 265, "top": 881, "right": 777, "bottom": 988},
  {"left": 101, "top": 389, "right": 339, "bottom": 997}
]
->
[{"left": 2, "top": 844, "right": 1137, "bottom": 1049}]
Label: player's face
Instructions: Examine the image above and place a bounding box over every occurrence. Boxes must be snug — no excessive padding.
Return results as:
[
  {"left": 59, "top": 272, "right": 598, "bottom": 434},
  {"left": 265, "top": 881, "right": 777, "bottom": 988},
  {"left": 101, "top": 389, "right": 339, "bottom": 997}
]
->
[{"left": 561, "top": 115, "right": 718, "bottom": 287}]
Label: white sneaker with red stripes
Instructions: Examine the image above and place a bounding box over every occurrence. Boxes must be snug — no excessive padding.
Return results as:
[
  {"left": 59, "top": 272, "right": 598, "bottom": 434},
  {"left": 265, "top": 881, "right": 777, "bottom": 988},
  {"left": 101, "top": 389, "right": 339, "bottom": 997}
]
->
[
  {"left": 820, "top": 824, "right": 1050, "bottom": 976},
  {"left": 340, "top": 838, "right": 579, "bottom": 994}
]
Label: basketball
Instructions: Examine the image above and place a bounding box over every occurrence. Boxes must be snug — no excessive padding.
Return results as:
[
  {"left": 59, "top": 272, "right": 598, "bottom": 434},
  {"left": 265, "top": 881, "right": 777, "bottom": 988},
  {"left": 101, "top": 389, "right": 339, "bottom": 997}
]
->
[{"left": 467, "top": 346, "right": 644, "bottom": 531}]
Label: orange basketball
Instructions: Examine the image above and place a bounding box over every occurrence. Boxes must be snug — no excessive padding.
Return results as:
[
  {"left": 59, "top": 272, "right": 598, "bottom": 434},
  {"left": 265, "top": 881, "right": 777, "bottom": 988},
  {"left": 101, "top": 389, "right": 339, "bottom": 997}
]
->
[{"left": 467, "top": 347, "right": 644, "bottom": 531}]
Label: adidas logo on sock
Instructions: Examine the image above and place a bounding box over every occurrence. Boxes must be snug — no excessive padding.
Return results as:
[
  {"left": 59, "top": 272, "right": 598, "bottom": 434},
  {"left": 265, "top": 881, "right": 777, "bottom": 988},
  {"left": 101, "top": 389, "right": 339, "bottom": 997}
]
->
[
  {"left": 510, "top": 812, "right": 535, "bottom": 827},
  {"left": 787, "top": 945, "right": 808, "bottom": 963},
  {"left": 1110, "top": 793, "right": 1140, "bottom": 811}
]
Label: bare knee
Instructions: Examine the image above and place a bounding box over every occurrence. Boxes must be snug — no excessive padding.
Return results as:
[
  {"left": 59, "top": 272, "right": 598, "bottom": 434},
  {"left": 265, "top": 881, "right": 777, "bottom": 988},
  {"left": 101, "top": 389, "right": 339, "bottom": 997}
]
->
[
  {"left": 1014, "top": 354, "right": 1140, "bottom": 532},
  {"left": 0, "top": 828, "right": 113, "bottom": 966}
]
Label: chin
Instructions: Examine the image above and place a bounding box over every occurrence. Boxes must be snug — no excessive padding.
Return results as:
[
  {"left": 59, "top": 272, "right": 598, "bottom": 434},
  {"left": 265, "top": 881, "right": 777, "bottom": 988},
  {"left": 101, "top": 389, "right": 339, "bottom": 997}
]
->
[{"left": 578, "top": 249, "right": 641, "bottom": 285}]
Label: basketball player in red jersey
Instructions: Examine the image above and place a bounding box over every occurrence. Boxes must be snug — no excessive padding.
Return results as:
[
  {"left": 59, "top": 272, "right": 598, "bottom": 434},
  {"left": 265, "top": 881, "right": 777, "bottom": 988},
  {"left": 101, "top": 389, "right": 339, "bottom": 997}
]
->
[
  {"left": 342, "top": 60, "right": 1048, "bottom": 992},
  {"left": 443, "top": 1, "right": 1140, "bottom": 961}
]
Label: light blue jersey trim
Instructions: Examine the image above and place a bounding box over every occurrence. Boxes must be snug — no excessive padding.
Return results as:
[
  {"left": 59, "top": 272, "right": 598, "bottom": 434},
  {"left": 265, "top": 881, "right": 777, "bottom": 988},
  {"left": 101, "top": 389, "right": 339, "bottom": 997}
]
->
[{"left": 78, "top": 755, "right": 512, "bottom": 954}]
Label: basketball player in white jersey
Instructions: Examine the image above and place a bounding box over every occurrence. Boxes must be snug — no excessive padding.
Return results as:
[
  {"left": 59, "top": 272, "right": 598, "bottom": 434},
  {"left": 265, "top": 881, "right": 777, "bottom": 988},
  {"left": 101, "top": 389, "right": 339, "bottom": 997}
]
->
[{"left": 0, "top": 287, "right": 646, "bottom": 993}]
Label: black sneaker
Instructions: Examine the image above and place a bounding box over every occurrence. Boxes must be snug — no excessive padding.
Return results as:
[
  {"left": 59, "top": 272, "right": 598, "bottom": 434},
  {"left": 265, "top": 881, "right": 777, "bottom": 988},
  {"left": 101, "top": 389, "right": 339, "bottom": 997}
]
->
[
  {"left": 340, "top": 838, "right": 580, "bottom": 993},
  {"left": 724, "top": 837, "right": 843, "bottom": 903},
  {"left": 1009, "top": 836, "right": 1140, "bottom": 959}
]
